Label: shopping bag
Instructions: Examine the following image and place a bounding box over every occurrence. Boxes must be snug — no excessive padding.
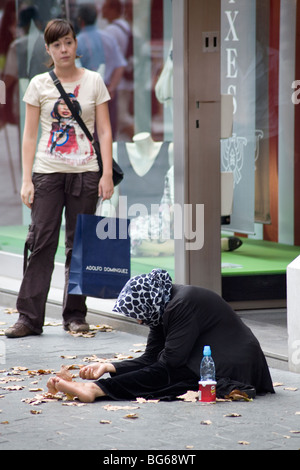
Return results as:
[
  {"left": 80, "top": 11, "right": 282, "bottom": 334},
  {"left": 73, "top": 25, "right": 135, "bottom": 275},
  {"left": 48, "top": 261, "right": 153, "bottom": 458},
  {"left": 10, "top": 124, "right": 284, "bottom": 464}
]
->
[{"left": 68, "top": 214, "right": 130, "bottom": 299}]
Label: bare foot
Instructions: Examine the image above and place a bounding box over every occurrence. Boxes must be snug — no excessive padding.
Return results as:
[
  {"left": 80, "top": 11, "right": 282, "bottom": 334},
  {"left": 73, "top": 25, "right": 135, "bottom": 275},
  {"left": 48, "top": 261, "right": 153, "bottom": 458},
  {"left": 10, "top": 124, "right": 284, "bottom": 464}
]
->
[
  {"left": 47, "top": 376, "right": 105, "bottom": 403},
  {"left": 47, "top": 377, "right": 59, "bottom": 395}
]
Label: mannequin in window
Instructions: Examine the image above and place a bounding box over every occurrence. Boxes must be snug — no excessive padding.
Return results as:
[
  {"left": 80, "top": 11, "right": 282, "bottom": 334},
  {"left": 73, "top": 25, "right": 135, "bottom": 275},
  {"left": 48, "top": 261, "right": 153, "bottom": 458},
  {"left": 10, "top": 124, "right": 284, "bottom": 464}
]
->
[{"left": 98, "top": 132, "right": 174, "bottom": 256}]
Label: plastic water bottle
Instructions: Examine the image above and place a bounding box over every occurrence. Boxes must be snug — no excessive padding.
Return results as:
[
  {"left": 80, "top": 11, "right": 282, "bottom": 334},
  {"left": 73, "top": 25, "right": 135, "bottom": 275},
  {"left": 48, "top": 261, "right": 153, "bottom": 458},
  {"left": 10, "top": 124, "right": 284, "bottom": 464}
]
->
[{"left": 200, "top": 345, "right": 215, "bottom": 382}]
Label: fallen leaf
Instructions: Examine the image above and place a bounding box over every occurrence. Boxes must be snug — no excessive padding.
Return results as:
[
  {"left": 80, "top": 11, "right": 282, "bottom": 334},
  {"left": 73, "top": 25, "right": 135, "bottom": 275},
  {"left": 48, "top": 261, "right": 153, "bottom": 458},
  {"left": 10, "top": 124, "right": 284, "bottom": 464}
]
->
[
  {"left": 2, "top": 385, "right": 24, "bottom": 391},
  {"left": 103, "top": 404, "right": 139, "bottom": 411},
  {"left": 100, "top": 420, "right": 111, "bottom": 424},
  {"left": 22, "top": 392, "right": 63, "bottom": 406},
  {"left": 4, "top": 308, "right": 18, "bottom": 314},
  {"left": 56, "top": 365, "right": 73, "bottom": 382},
  {"left": 68, "top": 331, "right": 96, "bottom": 338},
  {"left": 135, "top": 397, "right": 159, "bottom": 404},
  {"left": 177, "top": 390, "right": 199, "bottom": 402},
  {"left": 30, "top": 409, "right": 42, "bottom": 415},
  {"left": 62, "top": 402, "right": 86, "bottom": 407},
  {"left": 284, "top": 387, "right": 298, "bottom": 392},
  {"left": 90, "top": 324, "right": 113, "bottom": 332},
  {"left": 66, "top": 364, "right": 80, "bottom": 370},
  {"left": 114, "top": 354, "right": 134, "bottom": 360},
  {"left": 29, "top": 388, "right": 44, "bottom": 392},
  {"left": 66, "top": 324, "right": 113, "bottom": 337},
  {"left": 82, "top": 355, "right": 106, "bottom": 363},
  {"left": 200, "top": 420, "right": 212, "bottom": 425},
  {"left": 273, "top": 382, "right": 284, "bottom": 387},
  {"left": 238, "top": 441, "right": 250, "bottom": 445},
  {"left": 1, "top": 420, "right": 9, "bottom": 424},
  {"left": 290, "top": 430, "right": 300, "bottom": 434},
  {"left": 60, "top": 355, "right": 77, "bottom": 360},
  {"left": 224, "top": 413, "right": 242, "bottom": 418},
  {"left": 225, "top": 390, "right": 252, "bottom": 402},
  {"left": 0, "top": 377, "right": 24, "bottom": 384},
  {"left": 27, "top": 369, "right": 53, "bottom": 377},
  {"left": 124, "top": 413, "right": 138, "bottom": 419}
]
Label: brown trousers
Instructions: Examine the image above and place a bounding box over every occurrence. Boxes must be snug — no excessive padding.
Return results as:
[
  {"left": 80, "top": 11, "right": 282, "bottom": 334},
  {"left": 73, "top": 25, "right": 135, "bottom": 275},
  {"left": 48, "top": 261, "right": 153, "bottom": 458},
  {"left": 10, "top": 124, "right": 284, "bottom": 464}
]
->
[{"left": 16, "top": 172, "right": 100, "bottom": 334}]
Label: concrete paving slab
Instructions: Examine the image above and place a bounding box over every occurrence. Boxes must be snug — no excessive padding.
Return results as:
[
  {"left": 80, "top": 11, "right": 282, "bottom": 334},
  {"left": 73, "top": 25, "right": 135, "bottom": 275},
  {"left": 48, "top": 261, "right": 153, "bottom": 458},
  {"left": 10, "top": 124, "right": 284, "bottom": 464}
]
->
[{"left": 0, "top": 305, "right": 300, "bottom": 452}]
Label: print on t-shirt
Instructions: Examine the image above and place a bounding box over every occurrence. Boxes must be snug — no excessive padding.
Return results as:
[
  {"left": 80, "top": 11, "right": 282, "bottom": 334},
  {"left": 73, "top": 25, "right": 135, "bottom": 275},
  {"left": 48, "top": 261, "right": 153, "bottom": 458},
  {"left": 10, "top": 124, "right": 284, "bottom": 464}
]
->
[{"left": 46, "top": 84, "right": 94, "bottom": 166}]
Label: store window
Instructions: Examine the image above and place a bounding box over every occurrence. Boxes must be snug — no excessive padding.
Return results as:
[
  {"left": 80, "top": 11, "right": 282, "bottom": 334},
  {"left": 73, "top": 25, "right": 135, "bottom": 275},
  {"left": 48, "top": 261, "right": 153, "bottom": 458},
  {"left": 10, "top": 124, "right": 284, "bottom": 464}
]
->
[
  {"left": 1, "top": 0, "right": 299, "bottom": 299},
  {"left": 220, "top": 0, "right": 300, "bottom": 303},
  {"left": 0, "top": 0, "right": 174, "bottom": 278}
]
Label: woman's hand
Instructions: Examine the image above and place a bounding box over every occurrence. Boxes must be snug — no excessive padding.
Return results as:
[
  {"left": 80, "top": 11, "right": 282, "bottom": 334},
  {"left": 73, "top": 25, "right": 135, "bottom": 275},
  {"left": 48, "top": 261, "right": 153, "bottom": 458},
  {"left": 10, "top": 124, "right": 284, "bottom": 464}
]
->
[
  {"left": 95, "top": 102, "right": 114, "bottom": 201},
  {"left": 21, "top": 180, "right": 34, "bottom": 208},
  {"left": 98, "top": 174, "right": 114, "bottom": 201},
  {"left": 79, "top": 362, "right": 116, "bottom": 380}
]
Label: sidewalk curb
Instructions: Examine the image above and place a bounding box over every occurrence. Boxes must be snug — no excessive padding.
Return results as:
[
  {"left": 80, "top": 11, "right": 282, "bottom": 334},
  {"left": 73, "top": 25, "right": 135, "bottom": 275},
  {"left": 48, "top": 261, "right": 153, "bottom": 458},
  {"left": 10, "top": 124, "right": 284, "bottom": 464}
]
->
[{"left": 0, "top": 287, "right": 148, "bottom": 337}]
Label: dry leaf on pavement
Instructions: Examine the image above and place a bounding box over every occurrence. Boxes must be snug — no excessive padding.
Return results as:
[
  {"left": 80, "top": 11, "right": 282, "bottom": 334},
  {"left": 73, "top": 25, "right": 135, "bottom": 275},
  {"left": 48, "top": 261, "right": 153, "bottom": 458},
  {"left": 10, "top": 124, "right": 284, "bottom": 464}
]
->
[
  {"left": 135, "top": 397, "right": 159, "bottom": 404},
  {"left": 4, "top": 308, "right": 18, "bottom": 314},
  {"left": 56, "top": 365, "right": 73, "bottom": 382},
  {"left": 124, "top": 413, "right": 139, "bottom": 419},
  {"left": 30, "top": 409, "right": 42, "bottom": 415},
  {"left": 103, "top": 404, "right": 139, "bottom": 412},
  {"left": 177, "top": 390, "right": 199, "bottom": 402},
  {"left": 225, "top": 389, "right": 252, "bottom": 401}
]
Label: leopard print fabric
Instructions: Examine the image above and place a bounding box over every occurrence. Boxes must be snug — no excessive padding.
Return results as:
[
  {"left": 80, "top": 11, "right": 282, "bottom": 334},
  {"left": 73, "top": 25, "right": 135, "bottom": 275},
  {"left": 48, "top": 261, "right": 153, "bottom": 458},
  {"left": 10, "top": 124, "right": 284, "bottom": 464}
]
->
[{"left": 113, "top": 269, "right": 173, "bottom": 326}]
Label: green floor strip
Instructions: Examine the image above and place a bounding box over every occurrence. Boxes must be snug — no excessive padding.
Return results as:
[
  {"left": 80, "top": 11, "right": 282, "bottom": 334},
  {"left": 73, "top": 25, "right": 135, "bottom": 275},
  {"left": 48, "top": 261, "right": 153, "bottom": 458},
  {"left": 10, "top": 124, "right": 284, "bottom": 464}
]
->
[
  {"left": 0, "top": 226, "right": 299, "bottom": 279},
  {"left": 222, "top": 237, "right": 300, "bottom": 276}
]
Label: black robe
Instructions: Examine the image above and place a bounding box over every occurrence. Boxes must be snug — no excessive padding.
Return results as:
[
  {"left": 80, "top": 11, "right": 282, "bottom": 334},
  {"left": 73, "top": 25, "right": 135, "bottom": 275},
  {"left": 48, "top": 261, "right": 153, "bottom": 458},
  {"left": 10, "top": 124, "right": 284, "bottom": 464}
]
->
[{"left": 96, "top": 285, "right": 275, "bottom": 400}]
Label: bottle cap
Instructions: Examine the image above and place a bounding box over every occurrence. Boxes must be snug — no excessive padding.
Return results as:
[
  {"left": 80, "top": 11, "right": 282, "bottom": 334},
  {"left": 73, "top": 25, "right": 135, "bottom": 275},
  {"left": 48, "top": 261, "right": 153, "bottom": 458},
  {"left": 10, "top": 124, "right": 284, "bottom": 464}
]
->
[{"left": 203, "top": 345, "right": 211, "bottom": 356}]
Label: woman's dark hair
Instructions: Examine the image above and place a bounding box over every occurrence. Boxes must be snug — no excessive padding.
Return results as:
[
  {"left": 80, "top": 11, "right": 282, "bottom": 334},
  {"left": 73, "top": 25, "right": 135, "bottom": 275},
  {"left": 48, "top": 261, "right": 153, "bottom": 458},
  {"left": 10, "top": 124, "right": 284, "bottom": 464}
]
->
[
  {"left": 44, "top": 18, "right": 76, "bottom": 46},
  {"left": 44, "top": 19, "right": 77, "bottom": 68}
]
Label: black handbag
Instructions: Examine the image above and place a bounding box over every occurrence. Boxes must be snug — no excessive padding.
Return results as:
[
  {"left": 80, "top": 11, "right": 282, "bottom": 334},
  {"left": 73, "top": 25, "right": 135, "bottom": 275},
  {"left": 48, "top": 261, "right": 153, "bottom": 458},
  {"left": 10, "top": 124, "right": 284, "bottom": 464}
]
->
[{"left": 49, "top": 70, "right": 123, "bottom": 186}]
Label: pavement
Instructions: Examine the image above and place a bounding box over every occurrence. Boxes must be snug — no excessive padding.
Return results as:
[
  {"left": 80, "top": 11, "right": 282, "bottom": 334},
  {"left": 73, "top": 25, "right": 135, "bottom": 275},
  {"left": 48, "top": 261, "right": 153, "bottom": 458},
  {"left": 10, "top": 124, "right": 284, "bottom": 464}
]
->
[{"left": 0, "top": 292, "right": 300, "bottom": 454}]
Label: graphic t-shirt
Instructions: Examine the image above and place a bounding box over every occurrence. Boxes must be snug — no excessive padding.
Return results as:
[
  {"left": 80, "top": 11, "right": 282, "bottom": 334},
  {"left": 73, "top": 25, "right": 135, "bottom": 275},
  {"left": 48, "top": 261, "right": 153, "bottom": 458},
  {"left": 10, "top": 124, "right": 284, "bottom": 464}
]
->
[{"left": 23, "top": 68, "right": 110, "bottom": 173}]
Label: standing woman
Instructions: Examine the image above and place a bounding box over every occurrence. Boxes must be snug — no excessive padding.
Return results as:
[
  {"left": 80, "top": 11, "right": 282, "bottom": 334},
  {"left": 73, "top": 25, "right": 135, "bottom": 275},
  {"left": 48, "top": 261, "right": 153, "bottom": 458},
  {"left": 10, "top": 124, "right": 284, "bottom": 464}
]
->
[{"left": 5, "top": 19, "right": 113, "bottom": 338}]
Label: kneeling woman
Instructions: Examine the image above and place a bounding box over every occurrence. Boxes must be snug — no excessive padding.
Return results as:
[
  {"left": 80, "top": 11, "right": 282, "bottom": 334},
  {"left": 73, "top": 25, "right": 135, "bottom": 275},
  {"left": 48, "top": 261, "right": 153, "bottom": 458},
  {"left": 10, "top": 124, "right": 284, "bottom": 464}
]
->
[{"left": 47, "top": 269, "right": 274, "bottom": 402}]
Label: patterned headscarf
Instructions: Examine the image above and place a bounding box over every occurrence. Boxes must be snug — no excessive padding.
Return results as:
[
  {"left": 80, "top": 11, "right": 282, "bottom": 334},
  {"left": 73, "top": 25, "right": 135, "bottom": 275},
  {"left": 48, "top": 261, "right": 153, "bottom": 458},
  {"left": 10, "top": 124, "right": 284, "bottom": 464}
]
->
[{"left": 113, "top": 269, "right": 173, "bottom": 326}]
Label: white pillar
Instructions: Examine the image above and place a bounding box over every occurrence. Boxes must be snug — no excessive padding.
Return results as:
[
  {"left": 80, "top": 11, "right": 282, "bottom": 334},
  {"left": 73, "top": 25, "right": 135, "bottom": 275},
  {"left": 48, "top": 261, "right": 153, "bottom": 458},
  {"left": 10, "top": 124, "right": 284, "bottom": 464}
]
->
[{"left": 287, "top": 255, "right": 300, "bottom": 373}]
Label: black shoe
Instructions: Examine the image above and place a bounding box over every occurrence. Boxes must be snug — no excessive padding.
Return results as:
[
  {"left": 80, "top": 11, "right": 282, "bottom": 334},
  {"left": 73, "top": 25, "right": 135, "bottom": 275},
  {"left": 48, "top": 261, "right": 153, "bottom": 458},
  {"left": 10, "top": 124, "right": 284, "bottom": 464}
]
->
[
  {"left": 64, "top": 321, "right": 90, "bottom": 333},
  {"left": 5, "top": 323, "right": 38, "bottom": 338}
]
